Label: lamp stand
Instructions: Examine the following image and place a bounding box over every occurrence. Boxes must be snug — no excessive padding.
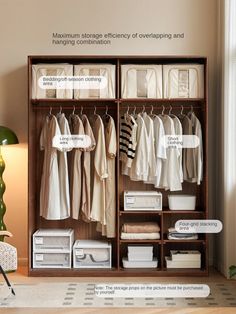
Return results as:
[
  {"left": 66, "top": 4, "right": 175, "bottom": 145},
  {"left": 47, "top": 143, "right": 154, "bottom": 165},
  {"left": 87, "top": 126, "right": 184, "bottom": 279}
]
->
[{"left": 0, "top": 147, "right": 6, "bottom": 242}]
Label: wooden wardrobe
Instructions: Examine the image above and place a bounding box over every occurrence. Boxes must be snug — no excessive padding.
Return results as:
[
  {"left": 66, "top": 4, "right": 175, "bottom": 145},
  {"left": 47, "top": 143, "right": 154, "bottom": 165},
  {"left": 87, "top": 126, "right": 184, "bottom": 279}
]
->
[{"left": 28, "top": 55, "right": 208, "bottom": 277}]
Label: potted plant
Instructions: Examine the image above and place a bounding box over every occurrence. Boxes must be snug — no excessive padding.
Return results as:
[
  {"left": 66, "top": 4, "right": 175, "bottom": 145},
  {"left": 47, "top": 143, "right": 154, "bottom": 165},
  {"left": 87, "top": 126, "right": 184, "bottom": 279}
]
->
[{"left": 229, "top": 265, "right": 236, "bottom": 278}]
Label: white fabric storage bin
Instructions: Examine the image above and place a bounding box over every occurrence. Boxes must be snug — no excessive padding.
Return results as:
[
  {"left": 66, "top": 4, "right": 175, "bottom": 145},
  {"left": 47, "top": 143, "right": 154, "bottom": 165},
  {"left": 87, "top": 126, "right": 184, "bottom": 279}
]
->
[
  {"left": 33, "top": 229, "right": 74, "bottom": 251},
  {"left": 33, "top": 251, "right": 71, "bottom": 268},
  {"left": 32, "top": 63, "right": 73, "bottom": 99},
  {"left": 124, "top": 191, "right": 162, "bottom": 211},
  {"left": 73, "top": 64, "right": 115, "bottom": 99},
  {"left": 121, "top": 64, "right": 162, "bottom": 98},
  {"left": 73, "top": 240, "right": 111, "bottom": 268},
  {"left": 163, "top": 64, "right": 204, "bottom": 98},
  {"left": 168, "top": 195, "right": 196, "bottom": 210}
]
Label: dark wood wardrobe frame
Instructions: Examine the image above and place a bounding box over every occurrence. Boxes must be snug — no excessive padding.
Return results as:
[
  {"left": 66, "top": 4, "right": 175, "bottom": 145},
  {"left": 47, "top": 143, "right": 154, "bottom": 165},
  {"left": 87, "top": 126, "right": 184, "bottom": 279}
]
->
[{"left": 28, "top": 55, "right": 208, "bottom": 277}]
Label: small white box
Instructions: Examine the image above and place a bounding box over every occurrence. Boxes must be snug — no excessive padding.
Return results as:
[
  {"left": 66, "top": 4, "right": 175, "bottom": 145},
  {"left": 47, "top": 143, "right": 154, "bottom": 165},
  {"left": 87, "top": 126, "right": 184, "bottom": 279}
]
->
[
  {"left": 122, "top": 257, "right": 158, "bottom": 268},
  {"left": 73, "top": 240, "right": 111, "bottom": 269},
  {"left": 124, "top": 191, "right": 162, "bottom": 211},
  {"left": 33, "top": 251, "right": 71, "bottom": 268},
  {"left": 168, "top": 195, "right": 196, "bottom": 210},
  {"left": 33, "top": 229, "right": 74, "bottom": 251},
  {"left": 165, "top": 256, "right": 201, "bottom": 269}
]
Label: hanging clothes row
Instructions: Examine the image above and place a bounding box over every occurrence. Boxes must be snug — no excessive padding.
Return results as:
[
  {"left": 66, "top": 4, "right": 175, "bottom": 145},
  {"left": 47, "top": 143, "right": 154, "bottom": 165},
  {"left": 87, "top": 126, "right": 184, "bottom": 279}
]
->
[
  {"left": 120, "top": 105, "right": 203, "bottom": 191},
  {"left": 39, "top": 106, "right": 117, "bottom": 238}
]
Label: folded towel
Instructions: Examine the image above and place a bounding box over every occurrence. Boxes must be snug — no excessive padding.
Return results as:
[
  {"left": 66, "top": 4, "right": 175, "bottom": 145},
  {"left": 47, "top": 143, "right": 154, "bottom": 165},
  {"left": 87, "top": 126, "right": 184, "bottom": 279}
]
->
[
  {"left": 167, "top": 234, "right": 198, "bottom": 240},
  {"left": 122, "top": 222, "right": 160, "bottom": 233},
  {"left": 121, "top": 232, "right": 160, "bottom": 240}
]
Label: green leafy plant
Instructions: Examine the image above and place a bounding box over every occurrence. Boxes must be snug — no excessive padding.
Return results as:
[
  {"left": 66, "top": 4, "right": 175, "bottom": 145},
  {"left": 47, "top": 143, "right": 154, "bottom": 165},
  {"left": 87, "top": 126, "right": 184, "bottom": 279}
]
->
[{"left": 229, "top": 265, "right": 236, "bottom": 278}]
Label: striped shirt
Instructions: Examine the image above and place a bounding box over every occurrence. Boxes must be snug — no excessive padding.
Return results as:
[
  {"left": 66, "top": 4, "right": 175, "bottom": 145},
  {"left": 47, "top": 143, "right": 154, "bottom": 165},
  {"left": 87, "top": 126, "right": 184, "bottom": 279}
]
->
[{"left": 119, "top": 114, "right": 137, "bottom": 167}]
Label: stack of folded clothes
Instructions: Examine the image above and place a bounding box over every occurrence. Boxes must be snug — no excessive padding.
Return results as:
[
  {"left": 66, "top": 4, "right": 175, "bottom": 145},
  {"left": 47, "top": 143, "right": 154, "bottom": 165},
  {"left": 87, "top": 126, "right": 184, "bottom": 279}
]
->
[
  {"left": 121, "top": 222, "right": 160, "bottom": 240},
  {"left": 167, "top": 227, "right": 198, "bottom": 240}
]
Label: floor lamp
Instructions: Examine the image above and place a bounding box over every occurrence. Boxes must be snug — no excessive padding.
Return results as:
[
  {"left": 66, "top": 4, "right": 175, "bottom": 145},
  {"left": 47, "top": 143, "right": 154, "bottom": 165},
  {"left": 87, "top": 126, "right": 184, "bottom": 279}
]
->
[{"left": 0, "top": 126, "right": 19, "bottom": 242}]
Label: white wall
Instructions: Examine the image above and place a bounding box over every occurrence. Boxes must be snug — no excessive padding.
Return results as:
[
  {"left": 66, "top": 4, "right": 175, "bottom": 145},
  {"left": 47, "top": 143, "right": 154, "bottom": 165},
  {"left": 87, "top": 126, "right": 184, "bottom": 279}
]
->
[{"left": 0, "top": 0, "right": 217, "bottom": 264}]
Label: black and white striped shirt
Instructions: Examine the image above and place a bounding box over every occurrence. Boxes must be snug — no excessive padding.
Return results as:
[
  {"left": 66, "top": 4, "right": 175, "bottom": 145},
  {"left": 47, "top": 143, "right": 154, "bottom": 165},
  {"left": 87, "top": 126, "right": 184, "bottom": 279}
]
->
[{"left": 119, "top": 114, "right": 137, "bottom": 167}]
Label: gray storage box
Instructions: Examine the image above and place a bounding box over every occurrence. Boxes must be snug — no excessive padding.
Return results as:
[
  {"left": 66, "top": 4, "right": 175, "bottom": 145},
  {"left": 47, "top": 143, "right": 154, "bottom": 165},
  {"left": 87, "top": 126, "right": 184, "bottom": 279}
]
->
[
  {"left": 33, "top": 229, "right": 74, "bottom": 251},
  {"left": 33, "top": 251, "right": 71, "bottom": 268},
  {"left": 73, "top": 240, "right": 112, "bottom": 269}
]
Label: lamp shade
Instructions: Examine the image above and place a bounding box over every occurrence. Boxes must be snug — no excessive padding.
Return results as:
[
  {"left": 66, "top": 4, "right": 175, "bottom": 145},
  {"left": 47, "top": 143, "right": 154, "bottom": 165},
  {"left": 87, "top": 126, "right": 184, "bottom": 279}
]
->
[{"left": 0, "top": 126, "right": 19, "bottom": 145}]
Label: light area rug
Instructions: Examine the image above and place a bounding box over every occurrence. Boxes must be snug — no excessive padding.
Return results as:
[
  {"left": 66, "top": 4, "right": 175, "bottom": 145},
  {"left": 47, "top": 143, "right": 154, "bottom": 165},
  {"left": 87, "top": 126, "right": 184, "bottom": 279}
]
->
[{"left": 0, "top": 282, "right": 236, "bottom": 308}]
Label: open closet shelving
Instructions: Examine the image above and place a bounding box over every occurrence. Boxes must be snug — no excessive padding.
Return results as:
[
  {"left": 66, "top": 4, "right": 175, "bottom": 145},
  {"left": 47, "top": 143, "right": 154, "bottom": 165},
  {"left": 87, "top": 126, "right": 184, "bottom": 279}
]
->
[{"left": 28, "top": 55, "right": 208, "bottom": 277}]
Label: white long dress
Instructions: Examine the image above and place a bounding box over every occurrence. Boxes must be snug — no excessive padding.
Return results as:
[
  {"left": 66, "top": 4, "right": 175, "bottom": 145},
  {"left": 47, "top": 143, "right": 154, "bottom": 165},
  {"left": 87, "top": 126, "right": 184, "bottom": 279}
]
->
[
  {"left": 56, "top": 113, "right": 71, "bottom": 219},
  {"left": 90, "top": 116, "right": 108, "bottom": 225},
  {"left": 40, "top": 115, "right": 61, "bottom": 220}
]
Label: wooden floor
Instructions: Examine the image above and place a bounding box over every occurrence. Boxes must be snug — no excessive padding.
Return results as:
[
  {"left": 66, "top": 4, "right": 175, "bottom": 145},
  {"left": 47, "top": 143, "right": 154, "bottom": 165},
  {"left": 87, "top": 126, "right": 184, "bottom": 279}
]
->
[{"left": 1, "top": 267, "right": 236, "bottom": 314}]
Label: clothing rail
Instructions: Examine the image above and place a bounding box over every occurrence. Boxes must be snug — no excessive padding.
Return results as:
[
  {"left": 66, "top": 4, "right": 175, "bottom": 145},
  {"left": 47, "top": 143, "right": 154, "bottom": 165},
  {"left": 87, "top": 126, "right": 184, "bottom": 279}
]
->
[{"left": 32, "top": 106, "right": 116, "bottom": 110}]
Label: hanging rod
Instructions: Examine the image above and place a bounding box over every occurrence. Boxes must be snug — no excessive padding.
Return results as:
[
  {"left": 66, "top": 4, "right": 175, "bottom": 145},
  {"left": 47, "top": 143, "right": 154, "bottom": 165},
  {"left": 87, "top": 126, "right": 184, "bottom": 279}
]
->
[
  {"left": 121, "top": 105, "right": 203, "bottom": 110},
  {"left": 32, "top": 105, "right": 115, "bottom": 110}
]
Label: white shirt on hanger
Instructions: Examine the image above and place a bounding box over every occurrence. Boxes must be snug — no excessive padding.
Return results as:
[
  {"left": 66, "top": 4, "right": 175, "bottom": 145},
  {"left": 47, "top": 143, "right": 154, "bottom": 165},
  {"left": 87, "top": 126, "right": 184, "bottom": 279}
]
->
[
  {"left": 152, "top": 115, "right": 167, "bottom": 188},
  {"left": 142, "top": 112, "right": 157, "bottom": 184},
  {"left": 129, "top": 113, "right": 149, "bottom": 182},
  {"left": 159, "top": 115, "right": 182, "bottom": 191},
  {"left": 172, "top": 115, "right": 183, "bottom": 183}
]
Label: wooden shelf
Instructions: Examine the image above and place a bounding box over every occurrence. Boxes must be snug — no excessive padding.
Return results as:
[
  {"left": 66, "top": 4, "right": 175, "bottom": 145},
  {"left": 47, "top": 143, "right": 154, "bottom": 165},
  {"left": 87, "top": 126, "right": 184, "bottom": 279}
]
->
[
  {"left": 120, "top": 210, "right": 162, "bottom": 215},
  {"left": 163, "top": 239, "right": 206, "bottom": 243},
  {"left": 162, "top": 210, "right": 205, "bottom": 214},
  {"left": 120, "top": 239, "right": 162, "bottom": 244}
]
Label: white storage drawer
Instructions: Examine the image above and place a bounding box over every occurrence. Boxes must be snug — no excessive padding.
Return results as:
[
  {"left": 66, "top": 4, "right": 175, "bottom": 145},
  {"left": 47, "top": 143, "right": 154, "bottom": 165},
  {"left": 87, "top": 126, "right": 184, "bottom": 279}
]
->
[
  {"left": 33, "top": 229, "right": 74, "bottom": 251},
  {"left": 33, "top": 251, "right": 71, "bottom": 268},
  {"left": 124, "top": 191, "right": 162, "bottom": 211},
  {"left": 168, "top": 195, "right": 196, "bottom": 210},
  {"left": 73, "top": 240, "right": 111, "bottom": 269}
]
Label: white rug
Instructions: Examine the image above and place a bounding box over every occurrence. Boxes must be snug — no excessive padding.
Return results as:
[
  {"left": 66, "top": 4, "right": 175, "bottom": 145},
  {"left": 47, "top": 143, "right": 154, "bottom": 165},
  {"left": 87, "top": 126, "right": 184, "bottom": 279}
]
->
[{"left": 0, "top": 282, "right": 236, "bottom": 308}]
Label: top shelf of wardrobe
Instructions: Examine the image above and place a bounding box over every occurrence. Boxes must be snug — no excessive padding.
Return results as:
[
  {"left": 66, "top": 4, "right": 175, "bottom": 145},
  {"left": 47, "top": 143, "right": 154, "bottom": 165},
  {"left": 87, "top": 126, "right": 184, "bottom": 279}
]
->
[{"left": 31, "top": 98, "right": 206, "bottom": 105}]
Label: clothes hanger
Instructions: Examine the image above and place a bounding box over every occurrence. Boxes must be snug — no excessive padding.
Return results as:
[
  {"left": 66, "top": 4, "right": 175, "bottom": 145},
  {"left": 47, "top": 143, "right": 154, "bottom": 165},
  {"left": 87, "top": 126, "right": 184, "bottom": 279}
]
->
[
  {"left": 47, "top": 107, "right": 53, "bottom": 119},
  {"left": 94, "top": 106, "right": 100, "bottom": 119},
  {"left": 168, "top": 105, "right": 177, "bottom": 118},
  {"left": 56, "top": 106, "right": 63, "bottom": 118},
  {"left": 149, "top": 105, "right": 157, "bottom": 119},
  {"left": 102, "top": 105, "right": 112, "bottom": 121},
  {"left": 159, "top": 105, "right": 165, "bottom": 116},
  {"left": 178, "top": 105, "right": 187, "bottom": 119}
]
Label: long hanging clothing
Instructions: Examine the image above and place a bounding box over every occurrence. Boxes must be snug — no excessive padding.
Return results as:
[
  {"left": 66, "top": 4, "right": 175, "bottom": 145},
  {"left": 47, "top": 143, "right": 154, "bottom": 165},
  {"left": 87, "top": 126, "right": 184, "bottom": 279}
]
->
[
  {"left": 97, "top": 116, "right": 117, "bottom": 238},
  {"left": 90, "top": 116, "right": 108, "bottom": 225},
  {"left": 81, "top": 114, "right": 96, "bottom": 222},
  {"left": 40, "top": 115, "right": 62, "bottom": 220},
  {"left": 70, "top": 115, "right": 85, "bottom": 220},
  {"left": 56, "top": 113, "right": 71, "bottom": 219},
  {"left": 159, "top": 115, "right": 182, "bottom": 191}
]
